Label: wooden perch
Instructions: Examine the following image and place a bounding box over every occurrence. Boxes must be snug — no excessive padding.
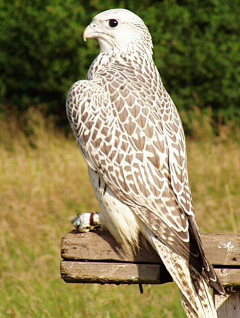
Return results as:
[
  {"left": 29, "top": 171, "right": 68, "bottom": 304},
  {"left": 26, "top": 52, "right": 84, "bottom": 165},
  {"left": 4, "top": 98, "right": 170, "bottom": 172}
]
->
[
  {"left": 61, "top": 230, "right": 239, "bottom": 285},
  {"left": 60, "top": 230, "right": 240, "bottom": 317}
]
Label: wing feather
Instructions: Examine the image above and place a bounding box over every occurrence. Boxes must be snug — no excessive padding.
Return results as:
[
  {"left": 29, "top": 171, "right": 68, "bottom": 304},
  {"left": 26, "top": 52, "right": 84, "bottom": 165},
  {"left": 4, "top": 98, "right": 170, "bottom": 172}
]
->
[
  {"left": 67, "top": 60, "right": 224, "bottom": 294},
  {"left": 67, "top": 69, "right": 194, "bottom": 258}
]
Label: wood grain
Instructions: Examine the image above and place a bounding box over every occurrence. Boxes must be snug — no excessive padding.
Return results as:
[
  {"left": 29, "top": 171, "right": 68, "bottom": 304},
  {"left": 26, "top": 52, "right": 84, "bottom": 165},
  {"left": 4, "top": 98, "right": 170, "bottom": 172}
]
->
[
  {"left": 61, "top": 230, "right": 161, "bottom": 263},
  {"left": 60, "top": 261, "right": 170, "bottom": 284},
  {"left": 61, "top": 230, "right": 240, "bottom": 317},
  {"left": 214, "top": 289, "right": 240, "bottom": 318},
  {"left": 61, "top": 230, "right": 240, "bottom": 266},
  {"left": 61, "top": 261, "right": 240, "bottom": 286}
]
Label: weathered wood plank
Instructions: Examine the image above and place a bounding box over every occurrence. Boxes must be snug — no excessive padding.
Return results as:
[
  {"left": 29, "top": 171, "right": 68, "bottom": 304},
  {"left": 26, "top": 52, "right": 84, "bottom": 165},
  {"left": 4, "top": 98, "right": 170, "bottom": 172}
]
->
[
  {"left": 207, "top": 234, "right": 240, "bottom": 266},
  {"left": 61, "top": 261, "right": 160, "bottom": 284},
  {"left": 61, "top": 261, "right": 172, "bottom": 284},
  {"left": 61, "top": 230, "right": 161, "bottom": 263},
  {"left": 214, "top": 289, "right": 240, "bottom": 318},
  {"left": 61, "top": 261, "right": 240, "bottom": 286},
  {"left": 61, "top": 230, "right": 240, "bottom": 266},
  {"left": 61, "top": 230, "right": 240, "bottom": 316},
  {"left": 214, "top": 269, "right": 240, "bottom": 287}
]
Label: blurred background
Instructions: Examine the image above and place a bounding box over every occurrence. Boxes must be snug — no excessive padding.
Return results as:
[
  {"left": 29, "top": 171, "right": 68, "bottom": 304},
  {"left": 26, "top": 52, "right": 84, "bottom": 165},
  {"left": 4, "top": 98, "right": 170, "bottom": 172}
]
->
[{"left": 0, "top": 1, "right": 239, "bottom": 317}]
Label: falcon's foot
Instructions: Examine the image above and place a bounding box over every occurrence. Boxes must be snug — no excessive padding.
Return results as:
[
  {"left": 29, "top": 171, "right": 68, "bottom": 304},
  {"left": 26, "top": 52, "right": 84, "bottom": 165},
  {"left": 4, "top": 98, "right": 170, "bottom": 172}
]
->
[{"left": 71, "top": 212, "right": 101, "bottom": 232}]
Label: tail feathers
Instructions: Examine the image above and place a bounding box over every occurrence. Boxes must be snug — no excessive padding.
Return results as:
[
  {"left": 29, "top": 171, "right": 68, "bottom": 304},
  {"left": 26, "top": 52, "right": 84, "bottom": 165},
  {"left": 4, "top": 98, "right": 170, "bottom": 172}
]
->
[
  {"left": 151, "top": 237, "right": 217, "bottom": 318},
  {"left": 189, "top": 217, "right": 225, "bottom": 296},
  {"left": 181, "top": 293, "right": 198, "bottom": 318},
  {"left": 180, "top": 269, "right": 217, "bottom": 318}
]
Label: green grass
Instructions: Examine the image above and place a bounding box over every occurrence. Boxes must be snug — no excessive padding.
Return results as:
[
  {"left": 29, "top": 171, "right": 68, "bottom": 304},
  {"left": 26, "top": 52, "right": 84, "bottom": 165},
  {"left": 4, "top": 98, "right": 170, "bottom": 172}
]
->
[{"left": 0, "top": 111, "right": 239, "bottom": 318}]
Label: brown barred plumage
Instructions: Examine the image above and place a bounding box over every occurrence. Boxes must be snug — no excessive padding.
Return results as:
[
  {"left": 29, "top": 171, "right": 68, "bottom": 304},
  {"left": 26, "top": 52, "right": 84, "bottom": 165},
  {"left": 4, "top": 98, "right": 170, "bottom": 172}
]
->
[{"left": 66, "top": 9, "right": 225, "bottom": 317}]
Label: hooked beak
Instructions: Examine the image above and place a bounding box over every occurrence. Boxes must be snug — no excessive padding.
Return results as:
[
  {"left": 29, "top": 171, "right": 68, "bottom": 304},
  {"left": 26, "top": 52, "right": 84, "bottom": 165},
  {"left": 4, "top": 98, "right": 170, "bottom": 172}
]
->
[{"left": 83, "top": 25, "right": 99, "bottom": 41}]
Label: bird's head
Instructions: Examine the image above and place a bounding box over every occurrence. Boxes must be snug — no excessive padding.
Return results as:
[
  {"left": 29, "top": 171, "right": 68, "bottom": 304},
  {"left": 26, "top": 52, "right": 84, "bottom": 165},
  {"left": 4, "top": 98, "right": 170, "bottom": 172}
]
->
[{"left": 83, "top": 9, "right": 153, "bottom": 54}]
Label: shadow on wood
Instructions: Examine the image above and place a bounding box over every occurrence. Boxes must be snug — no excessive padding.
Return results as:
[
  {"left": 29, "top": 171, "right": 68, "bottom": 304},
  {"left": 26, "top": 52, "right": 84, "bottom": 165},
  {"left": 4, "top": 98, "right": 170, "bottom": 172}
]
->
[
  {"left": 61, "top": 230, "right": 239, "bottom": 285},
  {"left": 61, "top": 230, "right": 172, "bottom": 284},
  {"left": 60, "top": 230, "right": 240, "bottom": 318}
]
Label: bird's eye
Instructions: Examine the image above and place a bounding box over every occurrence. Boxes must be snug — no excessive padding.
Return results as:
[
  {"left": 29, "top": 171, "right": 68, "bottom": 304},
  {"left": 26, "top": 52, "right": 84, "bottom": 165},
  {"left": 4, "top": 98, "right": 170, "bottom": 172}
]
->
[{"left": 109, "top": 19, "right": 118, "bottom": 28}]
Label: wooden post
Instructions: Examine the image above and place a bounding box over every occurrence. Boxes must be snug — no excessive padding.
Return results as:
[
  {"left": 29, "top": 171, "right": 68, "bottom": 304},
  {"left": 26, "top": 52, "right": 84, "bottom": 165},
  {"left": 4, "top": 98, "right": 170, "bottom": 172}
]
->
[
  {"left": 61, "top": 230, "right": 240, "bottom": 316},
  {"left": 214, "top": 288, "right": 240, "bottom": 318}
]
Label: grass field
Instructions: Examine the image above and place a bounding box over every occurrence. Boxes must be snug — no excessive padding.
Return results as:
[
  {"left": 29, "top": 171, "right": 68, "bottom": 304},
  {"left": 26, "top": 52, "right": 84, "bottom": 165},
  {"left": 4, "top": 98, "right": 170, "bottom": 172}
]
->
[{"left": 0, "top": 111, "right": 239, "bottom": 318}]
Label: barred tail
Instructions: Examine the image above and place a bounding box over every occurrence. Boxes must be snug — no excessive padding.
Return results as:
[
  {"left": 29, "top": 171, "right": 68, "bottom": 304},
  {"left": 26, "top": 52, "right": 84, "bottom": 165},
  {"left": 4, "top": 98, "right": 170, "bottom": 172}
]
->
[{"left": 141, "top": 225, "right": 218, "bottom": 318}]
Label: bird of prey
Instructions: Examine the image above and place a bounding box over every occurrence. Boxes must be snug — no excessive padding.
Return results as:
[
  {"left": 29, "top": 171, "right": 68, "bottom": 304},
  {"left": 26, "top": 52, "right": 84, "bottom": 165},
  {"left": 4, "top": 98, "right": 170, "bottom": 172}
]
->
[{"left": 66, "top": 9, "right": 225, "bottom": 318}]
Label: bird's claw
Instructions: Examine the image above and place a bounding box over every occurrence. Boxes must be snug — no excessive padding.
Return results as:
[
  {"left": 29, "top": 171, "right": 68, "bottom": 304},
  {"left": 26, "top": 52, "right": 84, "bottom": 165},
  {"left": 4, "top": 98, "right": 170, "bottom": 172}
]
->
[{"left": 71, "top": 212, "right": 101, "bottom": 232}]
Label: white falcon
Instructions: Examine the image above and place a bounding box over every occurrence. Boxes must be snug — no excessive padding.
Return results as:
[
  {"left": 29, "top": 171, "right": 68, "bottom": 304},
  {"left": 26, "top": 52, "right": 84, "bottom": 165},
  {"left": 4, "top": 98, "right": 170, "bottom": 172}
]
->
[{"left": 66, "top": 9, "right": 225, "bottom": 318}]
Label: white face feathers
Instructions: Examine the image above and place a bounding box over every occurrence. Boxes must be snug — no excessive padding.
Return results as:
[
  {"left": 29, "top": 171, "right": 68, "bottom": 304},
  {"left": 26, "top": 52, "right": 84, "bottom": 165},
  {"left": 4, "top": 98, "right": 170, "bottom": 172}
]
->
[{"left": 83, "top": 9, "right": 153, "bottom": 54}]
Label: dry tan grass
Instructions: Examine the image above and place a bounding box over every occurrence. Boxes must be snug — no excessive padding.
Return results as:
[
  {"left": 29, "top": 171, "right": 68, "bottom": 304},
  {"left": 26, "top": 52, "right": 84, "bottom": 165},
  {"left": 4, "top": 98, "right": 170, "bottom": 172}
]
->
[
  {"left": 187, "top": 137, "right": 240, "bottom": 233},
  {"left": 0, "top": 110, "right": 239, "bottom": 317}
]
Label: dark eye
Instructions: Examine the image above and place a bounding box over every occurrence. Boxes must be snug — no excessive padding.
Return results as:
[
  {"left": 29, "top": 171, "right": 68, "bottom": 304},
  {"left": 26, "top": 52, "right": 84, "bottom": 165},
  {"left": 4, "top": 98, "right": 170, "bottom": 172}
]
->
[{"left": 109, "top": 19, "right": 118, "bottom": 27}]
